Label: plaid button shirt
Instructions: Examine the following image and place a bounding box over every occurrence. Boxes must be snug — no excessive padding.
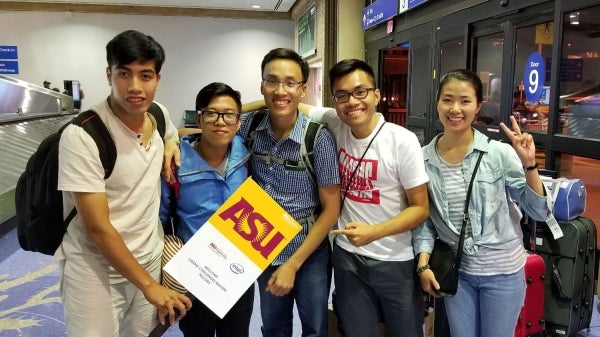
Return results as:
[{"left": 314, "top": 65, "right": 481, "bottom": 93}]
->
[{"left": 239, "top": 111, "right": 340, "bottom": 264}]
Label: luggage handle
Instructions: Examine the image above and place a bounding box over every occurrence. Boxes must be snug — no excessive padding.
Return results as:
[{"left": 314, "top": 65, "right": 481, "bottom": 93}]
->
[
  {"left": 551, "top": 256, "right": 593, "bottom": 300},
  {"left": 550, "top": 257, "right": 569, "bottom": 299},
  {"left": 529, "top": 216, "right": 537, "bottom": 252}
]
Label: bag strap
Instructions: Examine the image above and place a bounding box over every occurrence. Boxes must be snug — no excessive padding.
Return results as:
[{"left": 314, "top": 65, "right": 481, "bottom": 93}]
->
[
  {"left": 72, "top": 110, "right": 116, "bottom": 179},
  {"left": 245, "top": 109, "right": 267, "bottom": 151},
  {"left": 74, "top": 102, "right": 164, "bottom": 179},
  {"left": 246, "top": 109, "right": 321, "bottom": 187},
  {"left": 148, "top": 102, "right": 166, "bottom": 139},
  {"left": 299, "top": 120, "right": 323, "bottom": 187},
  {"left": 64, "top": 110, "right": 117, "bottom": 227},
  {"left": 341, "top": 121, "right": 386, "bottom": 210},
  {"left": 68, "top": 104, "right": 166, "bottom": 230},
  {"left": 455, "top": 149, "right": 485, "bottom": 269}
]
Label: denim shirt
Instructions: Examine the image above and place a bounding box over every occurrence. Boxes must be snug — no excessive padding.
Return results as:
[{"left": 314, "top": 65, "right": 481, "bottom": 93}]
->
[
  {"left": 159, "top": 133, "right": 250, "bottom": 243},
  {"left": 413, "top": 129, "right": 552, "bottom": 255}
]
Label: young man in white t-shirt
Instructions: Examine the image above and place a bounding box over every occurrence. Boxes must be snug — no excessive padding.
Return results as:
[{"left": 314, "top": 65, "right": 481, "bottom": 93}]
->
[
  {"left": 307, "top": 59, "right": 430, "bottom": 337},
  {"left": 56, "top": 30, "right": 192, "bottom": 337}
]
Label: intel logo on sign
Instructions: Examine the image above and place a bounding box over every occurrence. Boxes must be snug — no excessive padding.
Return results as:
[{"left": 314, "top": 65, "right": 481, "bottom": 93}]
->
[{"left": 230, "top": 263, "right": 244, "bottom": 274}]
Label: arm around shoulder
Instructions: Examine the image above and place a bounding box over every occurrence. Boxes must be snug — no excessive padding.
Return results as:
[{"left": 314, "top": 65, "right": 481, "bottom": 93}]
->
[
  {"left": 241, "top": 100, "right": 266, "bottom": 113},
  {"left": 153, "top": 102, "right": 178, "bottom": 141}
]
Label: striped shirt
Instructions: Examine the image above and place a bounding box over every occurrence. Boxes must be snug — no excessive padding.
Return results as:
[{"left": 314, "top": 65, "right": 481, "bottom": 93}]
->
[
  {"left": 439, "top": 155, "right": 524, "bottom": 275},
  {"left": 438, "top": 159, "right": 466, "bottom": 234}
]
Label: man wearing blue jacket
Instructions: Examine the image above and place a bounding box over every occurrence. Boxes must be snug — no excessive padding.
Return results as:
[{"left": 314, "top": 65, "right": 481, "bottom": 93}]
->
[{"left": 159, "top": 82, "right": 253, "bottom": 337}]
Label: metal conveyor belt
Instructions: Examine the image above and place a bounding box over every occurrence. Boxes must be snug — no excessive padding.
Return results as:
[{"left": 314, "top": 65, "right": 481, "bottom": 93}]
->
[{"left": 0, "top": 115, "right": 74, "bottom": 224}]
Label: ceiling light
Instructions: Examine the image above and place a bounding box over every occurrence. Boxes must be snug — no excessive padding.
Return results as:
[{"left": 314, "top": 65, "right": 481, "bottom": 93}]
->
[
  {"left": 251, "top": 5, "right": 261, "bottom": 9},
  {"left": 569, "top": 12, "right": 580, "bottom": 25}
]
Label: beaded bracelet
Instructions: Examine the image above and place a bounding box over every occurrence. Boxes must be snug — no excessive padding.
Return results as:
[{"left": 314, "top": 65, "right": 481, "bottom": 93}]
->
[{"left": 416, "top": 264, "right": 430, "bottom": 274}]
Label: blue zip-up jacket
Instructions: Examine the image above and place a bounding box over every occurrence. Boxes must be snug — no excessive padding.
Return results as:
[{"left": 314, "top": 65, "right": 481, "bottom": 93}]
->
[
  {"left": 159, "top": 133, "right": 250, "bottom": 243},
  {"left": 413, "top": 129, "right": 552, "bottom": 255}
]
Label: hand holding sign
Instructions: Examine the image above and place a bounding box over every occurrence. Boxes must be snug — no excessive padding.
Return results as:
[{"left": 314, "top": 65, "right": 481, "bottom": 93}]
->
[{"left": 163, "top": 178, "right": 302, "bottom": 318}]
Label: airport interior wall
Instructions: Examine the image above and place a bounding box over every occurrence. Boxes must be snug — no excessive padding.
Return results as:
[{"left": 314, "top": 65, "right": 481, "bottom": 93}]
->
[{"left": 0, "top": 10, "right": 295, "bottom": 126}]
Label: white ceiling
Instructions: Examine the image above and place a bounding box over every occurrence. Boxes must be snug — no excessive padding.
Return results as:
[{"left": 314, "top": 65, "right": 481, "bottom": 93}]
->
[{"left": 7, "top": 0, "right": 298, "bottom": 12}]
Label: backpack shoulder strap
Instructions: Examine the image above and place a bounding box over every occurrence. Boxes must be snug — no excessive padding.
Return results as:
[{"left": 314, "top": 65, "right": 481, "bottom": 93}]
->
[
  {"left": 71, "top": 110, "right": 116, "bottom": 179},
  {"left": 300, "top": 120, "right": 324, "bottom": 186},
  {"left": 148, "top": 102, "right": 166, "bottom": 139},
  {"left": 245, "top": 109, "right": 268, "bottom": 151},
  {"left": 245, "top": 110, "right": 322, "bottom": 186}
]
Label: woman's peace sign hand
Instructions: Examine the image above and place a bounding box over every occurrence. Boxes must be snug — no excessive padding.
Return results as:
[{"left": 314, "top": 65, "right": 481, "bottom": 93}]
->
[{"left": 499, "top": 115, "right": 537, "bottom": 167}]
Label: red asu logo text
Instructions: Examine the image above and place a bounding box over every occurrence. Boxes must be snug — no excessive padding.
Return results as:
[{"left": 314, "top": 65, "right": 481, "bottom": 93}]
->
[{"left": 219, "top": 197, "right": 285, "bottom": 259}]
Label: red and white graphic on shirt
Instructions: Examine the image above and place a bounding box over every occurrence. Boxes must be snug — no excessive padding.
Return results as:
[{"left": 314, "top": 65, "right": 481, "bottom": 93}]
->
[{"left": 339, "top": 148, "right": 380, "bottom": 204}]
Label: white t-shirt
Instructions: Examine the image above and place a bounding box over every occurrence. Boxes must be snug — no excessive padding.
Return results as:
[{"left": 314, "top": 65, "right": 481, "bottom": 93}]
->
[
  {"left": 56, "top": 100, "right": 171, "bottom": 283},
  {"left": 310, "top": 107, "right": 429, "bottom": 261}
]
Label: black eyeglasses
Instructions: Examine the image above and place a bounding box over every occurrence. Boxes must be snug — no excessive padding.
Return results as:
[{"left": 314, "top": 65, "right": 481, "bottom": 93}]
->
[
  {"left": 262, "top": 78, "right": 305, "bottom": 91},
  {"left": 197, "top": 110, "right": 240, "bottom": 125},
  {"left": 332, "top": 88, "right": 376, "bottom": 103}
]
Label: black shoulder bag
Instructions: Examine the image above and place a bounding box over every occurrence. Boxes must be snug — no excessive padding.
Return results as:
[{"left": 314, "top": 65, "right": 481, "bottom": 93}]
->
[{"left": 428, "top": 149, "right": 484, "bottom": 297}]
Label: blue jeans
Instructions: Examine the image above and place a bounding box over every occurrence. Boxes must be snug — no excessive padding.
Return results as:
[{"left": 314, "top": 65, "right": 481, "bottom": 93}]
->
[
  {"left": 257, "top": 242, "right": 331, "bottom": 337},
  {"left": 332, "top": 244, "right": 424, "bottom": 337},
  {"left": 445, "top": 268, "right": 525, "bottom": 337}
]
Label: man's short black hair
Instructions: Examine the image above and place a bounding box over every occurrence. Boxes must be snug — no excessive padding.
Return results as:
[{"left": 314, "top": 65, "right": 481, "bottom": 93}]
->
[
  {"left": 261, "top": 48, "right": 309, "bottom": 83},
  {"left": 195, "top": 82, "right": 242, "bottom": 112},
  {"left": 329, "top": 59, "right": 376, "bottom": 93},
  {"left": 106, "top": 30, "right": 165, "bottom": 73}
]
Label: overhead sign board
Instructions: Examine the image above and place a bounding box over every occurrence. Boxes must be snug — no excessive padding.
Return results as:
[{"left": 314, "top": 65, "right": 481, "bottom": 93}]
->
[
  {"left": 362, "top": 0, "right": 398, "bottom": 31},
  {"left": 399, "top": 0, "right": 430, "bottom": 13}
]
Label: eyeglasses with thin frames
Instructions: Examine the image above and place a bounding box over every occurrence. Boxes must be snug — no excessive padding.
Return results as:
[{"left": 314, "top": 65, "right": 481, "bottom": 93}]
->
[
  {"left": 332, "top": 88, "right": 376, "bottom": 103},
  {"left": 262, "top": 78, "right": 305, "bottom": 92},
  {"left": 197, "top": 110, "right": 240, "bottom": 125}
]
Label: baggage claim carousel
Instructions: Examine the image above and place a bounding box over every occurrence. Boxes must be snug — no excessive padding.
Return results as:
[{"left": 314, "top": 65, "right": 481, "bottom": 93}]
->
[{"left": 0, "top": 74, "right": 75, "bottom": 236}]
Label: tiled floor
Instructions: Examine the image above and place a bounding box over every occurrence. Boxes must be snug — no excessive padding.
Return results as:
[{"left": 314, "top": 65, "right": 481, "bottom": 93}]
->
[
  {"left": 1, "top": 225, "right": 600, "bottom": 337},
  {"left": 0, "top": 227, "right": 299, "bottom": 337}
]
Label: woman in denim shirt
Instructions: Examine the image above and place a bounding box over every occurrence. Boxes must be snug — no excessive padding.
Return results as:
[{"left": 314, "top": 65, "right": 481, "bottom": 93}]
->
[{"left": 413, "top": 69, "right": 552, "bottom": 337}]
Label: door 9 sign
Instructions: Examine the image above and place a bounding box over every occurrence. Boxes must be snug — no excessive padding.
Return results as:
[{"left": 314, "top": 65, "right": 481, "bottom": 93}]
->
[{"left": 524, "top": 52, "right": 546, "bottom": 103}]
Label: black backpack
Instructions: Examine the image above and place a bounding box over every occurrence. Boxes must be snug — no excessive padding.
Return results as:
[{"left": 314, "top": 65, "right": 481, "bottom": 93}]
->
[
  {"left": 245, "top": 109, "right": 323, "bottom": 186},
  {"left": 15, "top": 103, "right": 166, "bottom": 255}
]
